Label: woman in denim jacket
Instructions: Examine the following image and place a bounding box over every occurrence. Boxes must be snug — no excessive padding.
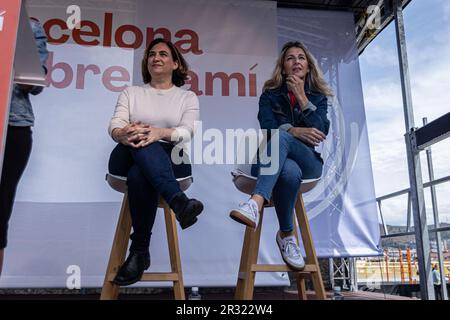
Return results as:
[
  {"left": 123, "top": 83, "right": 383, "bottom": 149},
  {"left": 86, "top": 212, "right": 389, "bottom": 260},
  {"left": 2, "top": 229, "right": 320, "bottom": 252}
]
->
[{"left": 230, "top": 41, "right": 333, "bottom": 270}]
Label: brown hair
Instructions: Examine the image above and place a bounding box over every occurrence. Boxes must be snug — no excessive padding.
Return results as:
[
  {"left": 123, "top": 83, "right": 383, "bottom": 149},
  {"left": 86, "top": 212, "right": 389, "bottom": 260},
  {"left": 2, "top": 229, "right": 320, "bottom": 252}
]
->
[
  {"left": 263, "top": 41, "right": 333, "bottom": 96},
  {"left": 141, "top": 38, "right": 189, "bottom": 87}
]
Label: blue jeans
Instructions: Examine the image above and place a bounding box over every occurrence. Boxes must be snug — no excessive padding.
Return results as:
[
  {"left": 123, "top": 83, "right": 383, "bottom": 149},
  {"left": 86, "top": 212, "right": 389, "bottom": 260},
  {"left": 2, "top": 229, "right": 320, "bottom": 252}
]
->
[
  {"left": 108, "top": 142, "right": 191, "bottom": 253},
  {"left": 252, "top": 130, "right": 323, "bottom": 232}
]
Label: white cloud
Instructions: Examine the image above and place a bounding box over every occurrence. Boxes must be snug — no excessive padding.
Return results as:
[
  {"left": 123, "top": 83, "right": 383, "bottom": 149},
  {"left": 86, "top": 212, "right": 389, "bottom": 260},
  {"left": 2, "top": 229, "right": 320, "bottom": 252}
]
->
[
  {"left": 360, "top": 44, "right": 398, "bottom": 67},
  {"left": 444, "top": 1, "right": 450, "bottom": 17},
  {"left": 362, "top": 80, "right": 403, "bottom": 114},
  {"left": 410, "top": 54, "right": 450, "bottom": 122}
]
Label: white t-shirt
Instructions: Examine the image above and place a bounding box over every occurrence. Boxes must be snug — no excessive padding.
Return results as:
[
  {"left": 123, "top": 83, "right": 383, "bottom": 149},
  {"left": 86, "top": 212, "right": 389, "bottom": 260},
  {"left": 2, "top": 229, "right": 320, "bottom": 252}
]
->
[{"left": 108, "top": 84, "right": 200, "bottom": 143}]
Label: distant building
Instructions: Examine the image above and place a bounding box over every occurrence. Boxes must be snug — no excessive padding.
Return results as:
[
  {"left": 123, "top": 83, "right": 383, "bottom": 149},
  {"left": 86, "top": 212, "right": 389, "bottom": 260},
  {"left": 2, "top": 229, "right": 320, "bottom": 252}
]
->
[
  {"left": 444, "top": 239, "right": 450, "bottom": 251},
  {"left": 430, "top": 241, "right": 437, "bottom": 252}
]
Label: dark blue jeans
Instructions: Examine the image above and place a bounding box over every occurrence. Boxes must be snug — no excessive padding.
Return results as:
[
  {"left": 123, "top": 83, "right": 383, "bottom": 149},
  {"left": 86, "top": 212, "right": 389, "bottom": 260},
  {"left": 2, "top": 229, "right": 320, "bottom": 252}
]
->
[
  {"left": 108, "top": 142, "right": 191, "bottom": 253},
  {"left": 252, "top": 130, "right": 323, "bottom": 232}
]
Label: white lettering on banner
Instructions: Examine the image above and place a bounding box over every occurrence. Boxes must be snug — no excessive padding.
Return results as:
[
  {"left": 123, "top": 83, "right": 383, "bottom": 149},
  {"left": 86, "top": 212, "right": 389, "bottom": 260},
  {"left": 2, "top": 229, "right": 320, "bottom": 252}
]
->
[
  {"left": 43, "top": 12, "right": 204, "bottom": 53},
  {"left": 39, "top": 11, "right": 259, "bottom": 96},
  {"left": 45, "top": 50, "right": 258, "bottom": 96},
  {"left": 0, "top": 10, "right": 5, "bottom": 31},
  {"left": 45, "top": 51, "right": 130, "bottom": 92}
]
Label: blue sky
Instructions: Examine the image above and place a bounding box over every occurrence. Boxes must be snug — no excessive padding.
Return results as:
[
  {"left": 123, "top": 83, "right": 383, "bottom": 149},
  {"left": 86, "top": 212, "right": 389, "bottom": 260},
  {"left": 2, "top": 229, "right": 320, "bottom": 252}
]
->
[{"left": 359, "top": 0, "right": 450, "bottom": 226}]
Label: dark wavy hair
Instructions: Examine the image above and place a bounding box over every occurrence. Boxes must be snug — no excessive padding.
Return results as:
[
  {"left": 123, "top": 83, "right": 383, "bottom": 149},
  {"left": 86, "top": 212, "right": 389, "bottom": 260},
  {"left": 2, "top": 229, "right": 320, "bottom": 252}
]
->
[{"left": 141, "top": 38, "right": 189, "bottom": 87}]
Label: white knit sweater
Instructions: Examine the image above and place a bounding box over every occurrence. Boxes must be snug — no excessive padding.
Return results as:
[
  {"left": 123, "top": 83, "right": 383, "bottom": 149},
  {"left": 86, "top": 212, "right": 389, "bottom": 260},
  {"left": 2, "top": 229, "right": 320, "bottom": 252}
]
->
[{"left": 108, "top": 84, "right": 200, "bottom": 143}]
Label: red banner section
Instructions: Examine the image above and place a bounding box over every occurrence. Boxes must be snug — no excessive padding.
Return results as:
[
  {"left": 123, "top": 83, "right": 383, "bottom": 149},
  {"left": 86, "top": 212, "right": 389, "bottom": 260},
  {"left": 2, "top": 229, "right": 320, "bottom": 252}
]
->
[{"left": 0, "top": 0, "right": 21, "bottom": 173}]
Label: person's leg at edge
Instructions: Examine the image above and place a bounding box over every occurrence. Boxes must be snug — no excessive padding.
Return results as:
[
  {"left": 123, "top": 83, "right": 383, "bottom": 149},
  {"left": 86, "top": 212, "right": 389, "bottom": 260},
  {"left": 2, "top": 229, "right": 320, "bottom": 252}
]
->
[
  {"left": 0, "top": 249, "right": 4, "bottom": 275},
  {"left": 0, "top": 126, "right": 32, "bottom": 277}
]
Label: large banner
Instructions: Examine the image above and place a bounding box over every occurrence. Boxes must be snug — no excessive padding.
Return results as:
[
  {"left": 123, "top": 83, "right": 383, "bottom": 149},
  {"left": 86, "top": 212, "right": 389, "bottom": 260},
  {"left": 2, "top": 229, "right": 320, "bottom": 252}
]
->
[
  {"left": 1, "top": 0, "right": 381, "bottom": 288},
  {"left": 278, "top": 8, "right": 382, "bottom": 258}
]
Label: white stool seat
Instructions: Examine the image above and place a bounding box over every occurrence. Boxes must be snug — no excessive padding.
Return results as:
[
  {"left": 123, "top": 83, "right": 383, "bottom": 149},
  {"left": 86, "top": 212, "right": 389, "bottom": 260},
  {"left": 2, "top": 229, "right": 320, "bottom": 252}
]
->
[{"left": 231, "top": 169, "right": 320, "bottom": 195}]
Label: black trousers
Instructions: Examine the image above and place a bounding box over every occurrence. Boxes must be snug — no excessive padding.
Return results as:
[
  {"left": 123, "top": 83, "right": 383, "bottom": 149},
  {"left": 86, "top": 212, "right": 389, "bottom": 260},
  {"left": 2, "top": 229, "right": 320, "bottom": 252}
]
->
[
  {"left": 108, "top": 142, "right": 191, "bottom": 253},
  {"left": 434, "top": 284, "right": 442, "bottom": 300},
  {"left": 0, "top": 126, "right": 32, "bottom": 249}
]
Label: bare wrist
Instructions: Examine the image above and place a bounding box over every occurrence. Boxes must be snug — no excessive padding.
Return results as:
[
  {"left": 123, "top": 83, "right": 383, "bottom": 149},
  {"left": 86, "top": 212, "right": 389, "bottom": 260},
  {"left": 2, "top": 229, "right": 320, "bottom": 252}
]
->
[
  {"left": 299, "top": 96, "right": 309, "bottom": 110},
  {"left": 161, "top": 128, "right": 176, "bottom": 141},
  {"left": 112, "top": 128, "right": 123, "bottom": 142},
  {"left": 162, "top": 128, "right": 170, "bottom": 140}
]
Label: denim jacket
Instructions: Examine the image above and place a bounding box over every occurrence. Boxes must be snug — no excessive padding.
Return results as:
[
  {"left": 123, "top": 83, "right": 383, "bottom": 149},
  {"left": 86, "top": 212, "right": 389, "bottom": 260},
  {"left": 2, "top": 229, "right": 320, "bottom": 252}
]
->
[
  {"left": 257, "top": 83, "right": 330, "bottom": 139},
  {"left": 9, "top": 18, "right": 49, "bottom": 127}
]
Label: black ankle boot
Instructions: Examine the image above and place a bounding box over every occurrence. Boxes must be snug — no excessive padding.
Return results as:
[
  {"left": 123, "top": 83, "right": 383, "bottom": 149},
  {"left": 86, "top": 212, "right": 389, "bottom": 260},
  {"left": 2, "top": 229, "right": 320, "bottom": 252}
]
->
[
  {"left": 170, "top": 193, "right": 204, "bottom": 230},
  {"left": 112, "top": 251, "right": 150, "bottom": 286}
]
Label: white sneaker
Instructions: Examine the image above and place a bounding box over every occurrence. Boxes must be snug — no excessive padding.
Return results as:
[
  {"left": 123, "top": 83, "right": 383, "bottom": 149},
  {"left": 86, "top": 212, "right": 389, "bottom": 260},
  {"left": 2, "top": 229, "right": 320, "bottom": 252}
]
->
[
  {"left": 229, "top": 200, "right": 260, "bottom": 229},
  {"left": 276, "top": 231, "right": 305, "bottom": 270}
]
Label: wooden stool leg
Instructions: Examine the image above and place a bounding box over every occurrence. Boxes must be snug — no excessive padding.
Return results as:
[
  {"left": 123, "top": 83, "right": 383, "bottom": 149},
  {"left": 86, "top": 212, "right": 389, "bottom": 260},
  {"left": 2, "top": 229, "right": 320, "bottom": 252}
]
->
[
  {"left": 101, "top": 193, "right": 132, "bottom": 300},
  {"left": 235, "top": 224, "right": 253, "bottom": 299},
  {"left": 163, "top": 202, "right": 185, "bottom": 300},
  {"left": 235, "top": 209, "right": 264, "bottom": 300},
  {"left": 294, "top": 194, "right": 327, "bottom": 300},
  {"left": 297, "top": 274, "right": 308, "bottom": 300}
]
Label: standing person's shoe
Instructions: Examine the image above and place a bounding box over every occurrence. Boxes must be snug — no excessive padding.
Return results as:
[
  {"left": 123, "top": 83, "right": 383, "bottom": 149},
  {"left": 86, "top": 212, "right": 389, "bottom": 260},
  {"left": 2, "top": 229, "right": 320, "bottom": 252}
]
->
[
  {"left": 112, "top": 251, "right": 151, "bottom": 286},
  {"left": 276, "top": 231, "right": 305, "bottom": 270},
  {"left": 229, "top": 200, "right": 260, "bottom": 229},
  {"left": 170, "top": 193, "right": 204, "bottom": 229}
]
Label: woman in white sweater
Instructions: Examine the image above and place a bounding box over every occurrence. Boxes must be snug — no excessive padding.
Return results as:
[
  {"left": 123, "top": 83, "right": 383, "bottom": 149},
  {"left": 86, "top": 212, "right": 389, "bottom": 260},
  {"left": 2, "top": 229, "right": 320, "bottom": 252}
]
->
[{"left": 108, "top": 38, "right": 203, "bottom": 286}]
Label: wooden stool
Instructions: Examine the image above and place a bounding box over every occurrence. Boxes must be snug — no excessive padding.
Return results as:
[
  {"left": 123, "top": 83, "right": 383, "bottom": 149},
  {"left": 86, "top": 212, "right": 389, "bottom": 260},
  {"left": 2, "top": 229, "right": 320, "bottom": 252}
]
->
[
  {"left": 231, "top": 169, "right": 327, "bottom": 300},
  {"left": 100, "top": 173, "right": 192, "bottom": 300}
]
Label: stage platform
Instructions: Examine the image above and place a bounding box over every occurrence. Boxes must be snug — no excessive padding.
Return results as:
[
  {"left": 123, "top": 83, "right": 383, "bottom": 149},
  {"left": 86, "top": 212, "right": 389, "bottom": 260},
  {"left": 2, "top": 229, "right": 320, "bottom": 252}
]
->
[{"left": 0, "top": 286, "right": 418, "bottom": 300}]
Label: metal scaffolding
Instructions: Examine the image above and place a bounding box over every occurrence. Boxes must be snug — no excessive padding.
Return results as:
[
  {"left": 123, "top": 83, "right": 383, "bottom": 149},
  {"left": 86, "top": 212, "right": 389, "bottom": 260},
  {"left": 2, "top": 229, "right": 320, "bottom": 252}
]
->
[
  {"left": 329, "top": 258, "right": 358, "bottom": 292},
  {"left": 393, "top": 0, "right": 434, "bottom": 300}
]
